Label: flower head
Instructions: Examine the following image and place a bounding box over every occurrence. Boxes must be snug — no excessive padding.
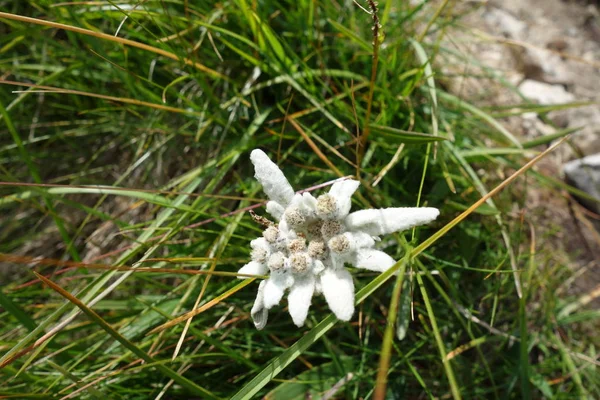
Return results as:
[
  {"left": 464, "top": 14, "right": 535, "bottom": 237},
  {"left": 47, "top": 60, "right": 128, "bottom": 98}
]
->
[{"left": 239, "top": 149, "right": 439, "bottom": 329}]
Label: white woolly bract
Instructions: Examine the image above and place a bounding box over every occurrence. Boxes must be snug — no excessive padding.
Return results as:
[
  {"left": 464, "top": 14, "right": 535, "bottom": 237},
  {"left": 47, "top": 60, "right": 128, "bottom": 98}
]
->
[
  {"left": 345, "top": 231, "right": 375, "bottom": 249},
  {"left": 287, "top": 275, "right": 315, "bottom": 327},
  {"left": 237, "top": 261, "right": 268, "bottom": 278},
  {"left": 266, "top": 201, "right": 285, "bottom": 220},
  {"left": 354, "top": 248, "right": 396, "bottom": 272},
  {"left": 328, "top": 179, "right": 359, "bottom": 218},
  {"left": 250, "top": 237, "right": 269, "bottom": 251},
  {"left": 251, "top": 280, "right": 268, "bottom": 330},
  {"left": 250, "top": 149, "right": 295, "bottom": 207},
  {"left": 320, "top": 268, "right": 355, "bottom": 321},
  {"left": 263, "top": 272, "right": 293, "bottom": 309},
  {"left": 345, "top": 207, "right": 439, "bottom": 236},
  {"left": 288, "top": 192, "right": 318, "bottom": 218},
  {"left": 312, "top": 259, "right": 326, "bottom": 275}
]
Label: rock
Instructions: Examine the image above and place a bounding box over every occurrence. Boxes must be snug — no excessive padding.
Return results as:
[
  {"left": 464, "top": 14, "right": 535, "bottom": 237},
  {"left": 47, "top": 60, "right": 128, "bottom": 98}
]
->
[
  {"left": 521, "top": 111, "right": 554, "bottom": 138},
  {"left": 511, "top": 47, "right": 573, "bottom": 84},
  {"left": 518, "top": 80, "right": 575, "bottom": 104},
  {"left": 546, "top": 39, "right": 569, "bottom": 52},
  {"left": 563, "top": 153, "right": 600, "bottom": 214},
  {"left": 560, "top": 107, "right": 600, "bottom": 157},
  {"left": 484, "top": 8, "right": 526, "bottom": 38}
]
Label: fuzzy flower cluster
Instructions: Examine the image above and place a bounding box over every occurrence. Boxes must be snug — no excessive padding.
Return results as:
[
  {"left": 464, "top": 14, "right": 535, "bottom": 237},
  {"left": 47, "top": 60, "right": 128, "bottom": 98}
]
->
[{"left": 239, "top": 149, "right": 439, "bottom": 329}]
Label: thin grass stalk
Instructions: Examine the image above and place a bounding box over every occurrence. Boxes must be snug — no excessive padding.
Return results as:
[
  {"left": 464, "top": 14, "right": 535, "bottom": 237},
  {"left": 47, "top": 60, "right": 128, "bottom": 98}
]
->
[
  {"left": 0, "top": 12, "right": 225, "bottom": 79},
  {"left": 412, "top": 136, "right": 570, "bottom": 257},
  {"left": 416, "top": 272, "right": 462, "bottom": 400},
  {"left": 32, "top": 273, "right": 219, "bottom": 399},
  {"left": 416, "top": 0, "right": 451, "bottom": 42},
  {"left": 0, "top": 253, "right": 266, "bottom": 279},
  {"left": 357, "top": 0, "right": 381, "bottom": 172},
  {"left": 373, "top": 256, "right": 410, "bottom": 400},
  {"left": 519, "top": 294, "right": 532, "bottom": 399},
  {"left": 0, "top": 81, "right": 203, "bottom": 116},
  {"left": 0, "top": 102, "right": 80, "bottom": 261}
]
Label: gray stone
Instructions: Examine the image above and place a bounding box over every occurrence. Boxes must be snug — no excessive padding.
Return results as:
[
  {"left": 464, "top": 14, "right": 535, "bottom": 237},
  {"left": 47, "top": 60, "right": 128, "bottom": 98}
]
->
[
  {"left": 518, "top": 79, "right": 575, "bottom": 105},
  {"left": 563, "top": 153, "right": 600, "bottom": 214},
  {"left": 484, "top": 8, "right": 527, "bottom": 38},
  {"left": 512, "top": 47, "right": 573, "bottom": 85}
]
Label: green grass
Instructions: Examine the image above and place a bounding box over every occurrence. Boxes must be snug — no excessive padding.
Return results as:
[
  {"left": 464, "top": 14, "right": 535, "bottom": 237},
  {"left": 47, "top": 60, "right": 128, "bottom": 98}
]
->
[{"left": 1, "top": 1, "right": 598, "bottom": 399}]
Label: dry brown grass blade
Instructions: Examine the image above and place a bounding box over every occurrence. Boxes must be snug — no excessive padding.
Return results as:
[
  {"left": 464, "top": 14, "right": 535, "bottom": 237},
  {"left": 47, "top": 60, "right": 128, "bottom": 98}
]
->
[
  {"left": 357, "top": 0, "right": 382, "bottom": 166},
  {"left": 267, "top": 82, "right": 369, "bottom": 124},
  {"left": 0, "top": 181, "right": 263, "bottom": 202},
  {"left": 147, "top": 278, "right": 255, "bottom": 335},
  {"left": 0, "top": 12, "right": 225, "bottom": 79},
  {"left": 0, "top": 343, "right": 37, "bottom": 369},
  {"left": 370, "top": 137, "right": 569, "bottom": 399},
  {"left": 0, "top": 80, "right": 203, "bottom": 116},
  {"left": 372, "top": 144, "right": 405, "bottom": 186},
  {"left": 571, "top": 201, "right": 600, "bottom": 249},
  {"left": 412, "top": 136, "right": 571, "bottom": 258},
  {"left": 288, "top": 117, "right": 343, "bottom": 177},
  {"left": 172, "top": 240, "right": 221, "bottom": 360},
  {"left": 0, "top": 253, "right": 266, "bottom": 280},
  {"left": 0, "top": 274, "right": 97, "bottom": 370},
  {"left": 31, "top": 272, "right": 218, "bottom": 398}
]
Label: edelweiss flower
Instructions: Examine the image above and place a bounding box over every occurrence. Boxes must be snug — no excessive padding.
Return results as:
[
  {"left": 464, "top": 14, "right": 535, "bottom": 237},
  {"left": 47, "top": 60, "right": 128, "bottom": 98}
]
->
[{"left": 238, "top": 149, "right": 439, "bottom": 329}]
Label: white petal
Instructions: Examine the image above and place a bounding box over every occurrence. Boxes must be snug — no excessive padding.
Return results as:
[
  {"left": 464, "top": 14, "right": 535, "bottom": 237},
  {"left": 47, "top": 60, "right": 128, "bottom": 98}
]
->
[
  {"left": 329, "top": 179, "right": 360, "bottom": 218},
  {"left": 299, "top": 192, "right": 318, "bottom": 220},
  {"left": 250, "top": 149, "right": 295, "bottom": 206},
  {"left": 237, "top": 261, "right": 268, "bottom": 279},
  {"left": 353, "top": 248, "right": 396, "bottom": 272},
  {"left": 320, "top": 268, "right": 355, "bottom": 321},
  {"left": 275, "top": 220, "right": 289, "bottom": 239},
  {"left": 250, "top": 237, "right": 269, "bottom": 250},
  {"left": 301, "top": 192, "right": 318, "bottom": 211},
  {"left": 278, "top": 219, "right": 292, "bottom": 236},
  {"left": 266, "top": 201, "right": 285, "bottom": 220},
  {"left": 263, "top": 272, "right": 291, "bottom": 309},
  {"left": 251, "top": 280, "right": 268, "bottom": 330},
  {"left": 288, "top": 275, "right": 316, "bottom": 327},
  {"left": 346, "top": 231, "right": 375, "bottom": 249},
  {"left": 288, "top": 193, "right": 302, "bottom": 207},
  {"left": 287, "top": 192, "right": 317, "bottom": 219},
  {"left": 345, "top": 207, "right": 439, "bottom": 236}
]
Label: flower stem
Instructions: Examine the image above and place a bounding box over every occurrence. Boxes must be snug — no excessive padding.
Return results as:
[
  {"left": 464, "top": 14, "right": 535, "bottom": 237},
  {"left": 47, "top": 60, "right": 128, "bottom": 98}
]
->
[{"left": 357, "top": 0, "right": 381, "bottom": 173}]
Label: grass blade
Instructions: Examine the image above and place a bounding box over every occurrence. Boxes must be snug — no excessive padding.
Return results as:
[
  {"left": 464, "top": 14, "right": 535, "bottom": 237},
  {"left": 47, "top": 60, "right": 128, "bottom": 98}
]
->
[
  {"left": 0, "top": 80, "right": 203, "bottom": 117},
  {"left": 328, "top": 18, "right": 371, "bottom": 52},
  {"left": 369, "top": 124, "right": 447, "bottom": 144},
  {"left": 415, "top": 272, "right": 461, "bottom": 400},
  {"left": 373, "top": 257, "right": 410, "bottom": 399},
  {"left": 413, "top": 136, "right": 570, "bottom": 258},
  {"left": 438, "top": 91, "right": 522, "bottom": 148},
  {"left": 0, "top": 11, "right": 225, "bottom": 79},
  {"left": 0, "top": 101, "right": 80, "bottom": 261},
  {"left": 33, "top": 272, "right": 220, "bottom": 399},
  {"left": 0, "top": 289, "right": 37, "bottom": 332},
  {"left": 148, "top": 279, "right": 255, "bottom": 334},
  {"left": 522, "top": 126, "right": 582, "bottom": 149}
]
